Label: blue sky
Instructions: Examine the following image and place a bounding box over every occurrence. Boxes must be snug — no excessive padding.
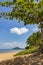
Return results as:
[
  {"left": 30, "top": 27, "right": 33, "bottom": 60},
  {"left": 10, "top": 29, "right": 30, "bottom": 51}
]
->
[{"left": 0, "top": 1, "right": 39, "bottom": 49}]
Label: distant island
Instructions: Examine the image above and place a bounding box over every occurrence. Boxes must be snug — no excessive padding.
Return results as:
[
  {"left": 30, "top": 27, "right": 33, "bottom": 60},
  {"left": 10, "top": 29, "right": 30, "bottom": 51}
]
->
[{"left": 12, "top": 47, "right": 25, "bottom": 50}]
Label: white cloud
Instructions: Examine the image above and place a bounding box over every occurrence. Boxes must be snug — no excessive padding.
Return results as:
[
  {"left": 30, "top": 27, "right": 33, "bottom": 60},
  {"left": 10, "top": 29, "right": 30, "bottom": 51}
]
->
[
  {"left": 33, "top": 28, "right": 40, "bottom": 32},
  {"left": 10, "top": 27, "right": 28, "bottom": 35},
  {"left": 0, "top": 42, "right": 26, "bottom": 49}
]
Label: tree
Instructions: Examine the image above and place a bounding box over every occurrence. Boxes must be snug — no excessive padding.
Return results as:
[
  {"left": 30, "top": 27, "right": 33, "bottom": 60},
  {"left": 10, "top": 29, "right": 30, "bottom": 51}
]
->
[
  {"left": 26, "top": 31, "right": 41, "bottom": 47},
  {"left": 0, "top": 0, "right": 43, "bottom": 53}
]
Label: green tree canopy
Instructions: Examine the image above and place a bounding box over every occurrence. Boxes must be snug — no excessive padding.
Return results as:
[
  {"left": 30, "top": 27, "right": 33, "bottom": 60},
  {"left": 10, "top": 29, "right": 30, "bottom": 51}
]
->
[
  {"left": 0, "top": 0, "right": 43, "bottom": 25},
  {"left": 26, "top": 31, "right": 42, "bottom": 47}
]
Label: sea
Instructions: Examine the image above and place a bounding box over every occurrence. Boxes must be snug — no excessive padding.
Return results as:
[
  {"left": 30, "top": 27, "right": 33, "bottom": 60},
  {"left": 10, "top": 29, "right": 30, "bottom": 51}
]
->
[{"left": 0, "top": 49, "right": 23, "bottom": 53}]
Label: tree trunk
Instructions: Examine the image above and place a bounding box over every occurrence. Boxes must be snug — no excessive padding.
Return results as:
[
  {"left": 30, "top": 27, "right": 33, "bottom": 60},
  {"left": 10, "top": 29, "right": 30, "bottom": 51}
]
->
[
  {"left": 40, "top": 22, "right": 43, "bottom": 53},
  {"left": 34, "top": 23, "right": 43, "bottom": 55}
]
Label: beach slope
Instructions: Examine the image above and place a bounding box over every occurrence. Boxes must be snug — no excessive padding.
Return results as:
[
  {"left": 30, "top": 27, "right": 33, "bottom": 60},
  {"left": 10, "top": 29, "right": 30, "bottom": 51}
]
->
[
  {"left": 0, "top": 52, "right": 18, "bottom": 61},
  {"left": 0, "top": 53, "right": 43, "bottom": 65}
]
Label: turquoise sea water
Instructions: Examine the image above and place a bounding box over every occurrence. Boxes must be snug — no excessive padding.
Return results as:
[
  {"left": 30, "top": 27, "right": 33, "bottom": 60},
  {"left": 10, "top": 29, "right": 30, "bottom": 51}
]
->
[{"left": 0, "top": 49, "right": 23, "bottom": 53}]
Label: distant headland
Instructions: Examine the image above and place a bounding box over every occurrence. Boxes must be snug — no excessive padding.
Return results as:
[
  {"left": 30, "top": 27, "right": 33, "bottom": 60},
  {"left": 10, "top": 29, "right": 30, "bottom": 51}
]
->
[{"left": 12, "top": 47, "right": 25, "bottom": 50}]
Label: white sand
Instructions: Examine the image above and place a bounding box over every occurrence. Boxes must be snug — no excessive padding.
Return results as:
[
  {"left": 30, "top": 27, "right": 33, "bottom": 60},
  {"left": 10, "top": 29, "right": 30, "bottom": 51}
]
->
[{"left": 0, "top": 52, "right": 18, "bottom": 61}]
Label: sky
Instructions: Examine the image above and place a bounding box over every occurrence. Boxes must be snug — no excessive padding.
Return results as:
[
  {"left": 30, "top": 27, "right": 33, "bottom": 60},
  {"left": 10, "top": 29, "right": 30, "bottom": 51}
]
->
[{"left": 0, "top": 0, "right": 40, "bottom": 49}]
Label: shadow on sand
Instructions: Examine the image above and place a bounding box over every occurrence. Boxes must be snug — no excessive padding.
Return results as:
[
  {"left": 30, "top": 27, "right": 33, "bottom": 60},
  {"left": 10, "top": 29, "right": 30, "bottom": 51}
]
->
[{"left": 0, "top": 54, "right": 43, "bottom": 65}]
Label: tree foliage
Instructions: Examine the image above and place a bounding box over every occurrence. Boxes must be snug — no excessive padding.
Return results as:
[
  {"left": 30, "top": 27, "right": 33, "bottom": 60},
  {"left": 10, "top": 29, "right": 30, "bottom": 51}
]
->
[
  {"left": 26, "top": 31, "right": 42, "bottom": 47},
  {"left": 0, "top": 0, "right": 43, "bottom": 25}
]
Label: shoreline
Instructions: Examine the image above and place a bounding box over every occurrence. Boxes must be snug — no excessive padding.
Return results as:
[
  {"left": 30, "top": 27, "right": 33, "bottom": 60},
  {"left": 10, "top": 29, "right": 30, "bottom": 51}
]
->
[{"left": 0, "top": 52, "right": 18, "bottom": 62}]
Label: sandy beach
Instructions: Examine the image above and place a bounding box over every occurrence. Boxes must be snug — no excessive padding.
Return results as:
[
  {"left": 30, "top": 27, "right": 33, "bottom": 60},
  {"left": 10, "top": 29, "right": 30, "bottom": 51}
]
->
[
  {"left": 0, "top": 52, "right": 18, "bottom": 61},
  {"left": 0, "top": 53, "right": 43, "bottom": 65}
]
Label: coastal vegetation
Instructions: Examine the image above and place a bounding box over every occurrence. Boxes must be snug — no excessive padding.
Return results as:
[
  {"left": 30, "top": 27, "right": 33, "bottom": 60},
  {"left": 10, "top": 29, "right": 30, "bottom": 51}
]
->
[
  {"left": 14, "top": 46, "right": 39, "bottom": 56},
  {"left": 14, "top": 31, "right": 41, "bottom": 56},
  {"left": 26, "top": 31, "right": 41, "bottom": 48}
]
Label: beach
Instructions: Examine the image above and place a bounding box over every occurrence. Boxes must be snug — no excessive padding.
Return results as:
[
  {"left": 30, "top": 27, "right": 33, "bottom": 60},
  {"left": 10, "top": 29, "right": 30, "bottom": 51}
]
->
[
  {"left": 0, "top": 53, "right": 43, "bottom": 65},
  {"left": 0, "top": 52, "right": 18, "bottom": 61}
]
